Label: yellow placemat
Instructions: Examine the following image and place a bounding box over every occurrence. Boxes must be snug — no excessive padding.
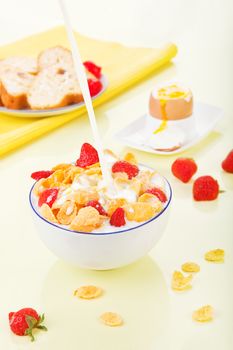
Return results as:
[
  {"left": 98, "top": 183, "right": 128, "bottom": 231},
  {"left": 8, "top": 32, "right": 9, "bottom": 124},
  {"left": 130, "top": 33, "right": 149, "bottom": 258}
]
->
[{"left": 0, "top": 26, "right": 177, "bottom": 157}]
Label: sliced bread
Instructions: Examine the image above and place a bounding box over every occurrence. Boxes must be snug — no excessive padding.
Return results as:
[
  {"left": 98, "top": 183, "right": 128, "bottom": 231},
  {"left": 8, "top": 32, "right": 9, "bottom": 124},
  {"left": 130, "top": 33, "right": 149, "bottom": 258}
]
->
[
  {"left": 0, "top": 56, "right": 37, "bottom": 75},
  {"left": 38, "top": 46, "right": 96, "bottom": 79},
  {"left": 0, "top": 56, "right": 37, "bottom": 109},
  {"left": 0, "top": 69, "right": 35, "bottom": 109},
  {"left": 27, "top": 67, "right": 83, "bottom": 110},
  {"left": 38, "top": 46, "right": 73, "bottom": 71}
]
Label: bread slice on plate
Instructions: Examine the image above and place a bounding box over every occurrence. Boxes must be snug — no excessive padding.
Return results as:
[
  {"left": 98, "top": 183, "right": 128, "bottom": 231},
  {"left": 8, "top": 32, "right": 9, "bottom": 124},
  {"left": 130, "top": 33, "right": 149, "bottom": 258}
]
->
[
  {"left": 0, "top": 56, "right": 38, "bottom": 75},
  {"left": 0, "top": 57, "right": 37, "bottom": 109},
  {"left": 38, "top": 46, "right": 96, "bottom": 79},
  {"left": 27, "top": 67, "right": 84, "bottom": 110},
  {"left": 0, "top": 69, "right": 35, "bottom": 109},
  {"left": 38, "top": 46, "right": 73, "bottom": 71}
]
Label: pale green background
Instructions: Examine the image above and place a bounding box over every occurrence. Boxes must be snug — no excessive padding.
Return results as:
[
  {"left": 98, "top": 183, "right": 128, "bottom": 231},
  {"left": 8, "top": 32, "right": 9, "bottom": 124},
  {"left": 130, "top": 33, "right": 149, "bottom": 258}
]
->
[{"left": 0, "top": 0, "right": 232, "bottom": 349}]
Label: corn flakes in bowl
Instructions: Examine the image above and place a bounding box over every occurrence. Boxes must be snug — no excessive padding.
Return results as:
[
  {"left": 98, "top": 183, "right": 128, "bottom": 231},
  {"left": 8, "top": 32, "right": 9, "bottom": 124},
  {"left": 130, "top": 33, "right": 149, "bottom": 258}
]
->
[{"left": 29, "top": 144, "right": 172, "bottom": 270}]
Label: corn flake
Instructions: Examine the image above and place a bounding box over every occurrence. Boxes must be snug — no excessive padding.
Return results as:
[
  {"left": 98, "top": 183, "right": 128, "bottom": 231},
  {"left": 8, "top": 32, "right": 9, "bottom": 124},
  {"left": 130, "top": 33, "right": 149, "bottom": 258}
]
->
[
  {"left": 40, "top": 203, "right": 58, "bottom": 223},
  {"left": 112, "top": 172, "right": 129, "bottom": 182},
  {"left": 171, "top": 271, "right": 193, "bottom": 291},
  {"left": 74, "top": 285, "right": 103, "bottom": 299},
  {"left": 47, "top": 169, "right": 65, "bottom": 185},
  {"left": 73, "top": 189, "right": 99, "bottom": 206},
  {"left": 124, "top": 152, "right": 138, "bottom": 165},
  {"left": 85, "top": 166, "right": 102, "bottom": 176},
  {"left": 57, "top": 200, "right": 77, "bottom": 225},
  {"left": 136, "top": 170, "right": 153, "bottom": 194},
  {"left": 205, "top": 249, "right": 225, "bottom": 263},
  {"left": 130, "top": 178, "right": 142, "bottom": 195},
  {"left": 192, "top": 305, "right": 214, "bottom": 322},
  {"left": 70, "top": 206, "right": 103, "bottom": 232},
  {"left": 181, "top": 262, "right": 200, "bottom": 273},
  {"left": 107, "top": 198, "right": 127, "bottom": 216},
  {"left": 33, "top": 178, "right": 48, "bottom": 196},
  {"left": 52, "top": 163, "right": 72, "bottom": 172},
  {"left": 100, "top": 312, "right": 123, "bottom": 327},
  {"left": 124, "top": 202, "right": 156, "bottom": 222},
  {"left": 138, "top": 193, "right": 163, "bottom": 212}
]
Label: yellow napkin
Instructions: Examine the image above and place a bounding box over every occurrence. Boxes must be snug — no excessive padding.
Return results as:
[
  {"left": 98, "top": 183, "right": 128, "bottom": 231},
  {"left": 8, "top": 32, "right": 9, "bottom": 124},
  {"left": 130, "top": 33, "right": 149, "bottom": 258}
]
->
[{"left": 0, "top": 26, "right": 177, "bottom": 157}]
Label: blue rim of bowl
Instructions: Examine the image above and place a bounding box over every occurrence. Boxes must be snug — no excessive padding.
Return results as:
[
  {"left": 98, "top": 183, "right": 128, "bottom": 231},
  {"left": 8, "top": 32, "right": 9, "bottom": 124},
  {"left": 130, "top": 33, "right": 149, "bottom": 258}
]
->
[{"left": 29, "top": 177, "right": 172, "bottom": 236}]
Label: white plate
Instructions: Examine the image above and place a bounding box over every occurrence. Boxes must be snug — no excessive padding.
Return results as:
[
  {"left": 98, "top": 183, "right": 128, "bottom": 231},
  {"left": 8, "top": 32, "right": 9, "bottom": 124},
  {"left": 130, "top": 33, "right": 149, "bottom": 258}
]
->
[
  {"left": 115, "top": 102, "right": 223, "bottom": 155},
  {"left": 0, "top": 75, "right": 108, "bottom": 118}
]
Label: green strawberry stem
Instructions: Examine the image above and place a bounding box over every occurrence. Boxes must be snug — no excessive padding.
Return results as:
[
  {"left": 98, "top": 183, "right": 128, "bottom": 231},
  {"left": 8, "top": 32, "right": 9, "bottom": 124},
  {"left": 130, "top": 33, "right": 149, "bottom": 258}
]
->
[{"left": 25, "top": 313, "right": 47, "bottom": 342}]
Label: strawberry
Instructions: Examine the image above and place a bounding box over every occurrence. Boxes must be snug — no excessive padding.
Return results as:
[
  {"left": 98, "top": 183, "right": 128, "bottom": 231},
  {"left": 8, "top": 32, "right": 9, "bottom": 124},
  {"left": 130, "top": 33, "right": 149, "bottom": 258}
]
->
[
  {"left": 87, "top": 200, "right": 107, "bottom": 216},
  {"left": 75, "top": 143, "right": 99, "bottom": 168},
  {"left": 88, "top": 79, "right": 103, "bottom": 97},
  {"left": 9, "top": 308, "right": 47, "bottom": 342},
  {"left": 110, "top": 208, "right": 126, "bottom": 227},
  {"left": 38, "top": 188, "right": 59, "bottom": 207},
  {"left": 84, "top": 61, "right": 102, "bottom": 79},
  {"left": 31, "top": 170, "right": 54, "bottom": 181},
  {"left": 171, "top": 158, "right": 198, "bottom": 183},
  {"left": 112, "top": 161, "right": 139, "bottom": 179},
  {"left": 145, "top": 187, "right": 167, "bottom": 203},
  {"left": 222, "top": 150, "right": 233, "bottom": 173},
  {"left": 193, "top": 176, "right": 219, "bottom": 201}
]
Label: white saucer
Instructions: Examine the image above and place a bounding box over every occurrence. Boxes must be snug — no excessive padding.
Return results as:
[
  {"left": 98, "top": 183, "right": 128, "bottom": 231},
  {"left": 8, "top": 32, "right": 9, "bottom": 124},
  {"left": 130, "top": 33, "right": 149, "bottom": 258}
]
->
[
  {"left": 115, "top": 102, "right": 223, "bottom": 155},
  {"left": 0, "top": 75, "right": 108, "bottom": 118}
]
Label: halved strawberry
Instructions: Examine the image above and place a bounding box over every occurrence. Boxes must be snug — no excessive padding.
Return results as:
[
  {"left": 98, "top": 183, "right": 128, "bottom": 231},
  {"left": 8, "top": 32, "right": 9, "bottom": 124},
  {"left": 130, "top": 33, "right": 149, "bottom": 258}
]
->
[
  {"left": 31, "top": 170, "right": 54, "bottom": 181},
  {"left": 87, "top": 200, "right": 107, "bottom": 216},
  {"left": 84, "top": 61, "right": 102, "bottom": 79},
  {"left": 110, "top": 208, "right": 126, "bottom": 227},
  {"left": 75, "top": 143, "right": 99, "bottom": 168},
  {"left": 145, "top": 187, "right": 167, "bottom": 202},
  {"left": 88, "top": 79, "right": 103, "bottom": 97},
  {"left": 112, "top": 161, "right": 139, "bottom": 179},
  {"left": 38, "top": 188, "right": 59, "bottom": 207}
]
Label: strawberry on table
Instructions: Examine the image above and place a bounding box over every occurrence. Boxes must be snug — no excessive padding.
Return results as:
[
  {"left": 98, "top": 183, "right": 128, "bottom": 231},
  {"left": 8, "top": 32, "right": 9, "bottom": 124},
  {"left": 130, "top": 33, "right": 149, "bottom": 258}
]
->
[
  {"left": 222, "top": 149, "right": 233, "bottom": 173},
  {"left": 9, "top": 308, "right": 47, "bottom": 342},
  {"left": 38, "top": 188, "right": 59, "bottom": 207},
  {"left": 145, "top": 187, "right": 167, "bottom": 203},
  {"left": 31, "top": 170, "right": 54, "bottom": 181},
  {"left": 112, "top": 161, "right": 139, "bottom": 180},
  {"left": 84, "top": 61, "right": 102, "bottom": 79},
  {"left": 171, "top": 158, "right": 198, "bottom": 183},
  {"left": 110, "top": 208, "right": 126, "bottom": 227},
  {"left": 75, "top": 143, "right": 99, "bottom": 168},
  {"left": 193, "top": 176, "right": 219, "bottom": 201}
]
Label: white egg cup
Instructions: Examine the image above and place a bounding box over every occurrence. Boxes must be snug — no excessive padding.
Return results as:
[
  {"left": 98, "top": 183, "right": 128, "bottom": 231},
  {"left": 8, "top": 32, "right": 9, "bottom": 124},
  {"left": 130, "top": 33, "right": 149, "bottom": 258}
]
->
[{"left": 145, "top": 112, "right": 197, "bottom": 150}]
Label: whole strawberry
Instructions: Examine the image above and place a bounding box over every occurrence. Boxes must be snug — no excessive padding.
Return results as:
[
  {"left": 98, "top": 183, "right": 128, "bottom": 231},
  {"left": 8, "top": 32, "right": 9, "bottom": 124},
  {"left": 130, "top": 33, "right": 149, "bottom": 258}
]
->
[
  {"left": 112, "top": 161, "right": 139, "bottom": 179},
  {"left": 110, "top": 207, "right": 126, "bottom": 227},
  {"left": 171, "top": 158, "right": 198, "bottom": 183},
  {"left": 222, "top": 149, "right": 233, "bottom": 173},
  {"left": 193, "top": 176, "right": 219, "bottom": 201},
  {"left": 9, "top": 308, "right": 47, "bottom": 342},
  {"left": 76, "top": 143, "right": 99, "bottom": 168}
]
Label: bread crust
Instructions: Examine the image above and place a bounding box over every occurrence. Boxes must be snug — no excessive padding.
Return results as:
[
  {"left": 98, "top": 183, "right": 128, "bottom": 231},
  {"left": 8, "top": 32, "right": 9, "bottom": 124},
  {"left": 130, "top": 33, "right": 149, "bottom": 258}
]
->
[
  {"left": 0, "top": 46, "right": 98, "bottom": 110},
  {"left": 0, "top": 83, "right": 29, "bottom": 109}
]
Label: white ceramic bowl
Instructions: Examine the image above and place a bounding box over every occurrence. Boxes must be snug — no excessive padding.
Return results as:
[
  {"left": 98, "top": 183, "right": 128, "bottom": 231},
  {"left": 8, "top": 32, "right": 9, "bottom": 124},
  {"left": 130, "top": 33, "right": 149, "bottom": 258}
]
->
[{"left": 29, "top": 178, "right": 172, "bottom": 270}]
